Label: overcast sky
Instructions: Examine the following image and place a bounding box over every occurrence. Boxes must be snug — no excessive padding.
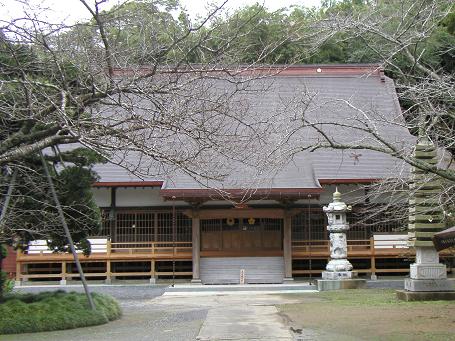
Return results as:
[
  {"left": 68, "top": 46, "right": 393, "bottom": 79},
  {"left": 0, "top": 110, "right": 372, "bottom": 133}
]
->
[{"left": 1, "top": 0, "right": 322, "bottom": 23}]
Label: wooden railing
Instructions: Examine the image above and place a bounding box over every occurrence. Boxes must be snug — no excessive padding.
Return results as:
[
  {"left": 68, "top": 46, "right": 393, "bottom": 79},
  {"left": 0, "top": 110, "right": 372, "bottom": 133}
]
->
[
  {"left": 109, "top": 241, "right": 192, "bottom": 256},
  {"left": 292, "top": 237, "right": 454, "bottom": 276},
  {"left": 18, "top": 240, "right": 192, "bottom": 259},
  {"left": 16, "top": 241, "right": 193, "bottom": 283},
  {"left": 292, "top": 237, "right": 410, "bottom": 256},
  {"left": 15, "top": 238, "right": 454, "bottom": 282}
]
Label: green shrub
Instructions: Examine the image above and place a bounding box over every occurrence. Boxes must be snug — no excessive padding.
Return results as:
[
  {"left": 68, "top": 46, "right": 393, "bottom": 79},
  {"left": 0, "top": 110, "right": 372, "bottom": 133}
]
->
[
  {"left": 3, "top": 278, "right": 14, "bottom": 294},
  {"left": 0, "top": 291, "right": 121, "bottom": 334}
]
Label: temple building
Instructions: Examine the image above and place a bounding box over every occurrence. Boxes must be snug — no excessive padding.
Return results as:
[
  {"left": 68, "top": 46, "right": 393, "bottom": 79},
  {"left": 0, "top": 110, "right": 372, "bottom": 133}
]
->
[{"left": 12, "top": 64, "right": 454, "bottom": 284}]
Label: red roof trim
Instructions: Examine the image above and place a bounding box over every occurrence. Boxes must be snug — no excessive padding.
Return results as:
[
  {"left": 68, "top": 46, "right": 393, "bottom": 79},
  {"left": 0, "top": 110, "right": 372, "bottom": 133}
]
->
[
  {"left": 262, "top": 65, "right": 382, "bottom": 76},
  {"left": 319, "top": 179, "right": 380, "bottom": 184},
  {"left": 160, "top": 187, "right": 323, "bottom": 200},
  {"left": 93, "top": 179, "right": 379, "bottom": 189},
  {"left": 112, "top": 64, "right": 383, "bottom": 77},
  {"left": 93, "top": 181, "right": 163, "bottom": 188}
]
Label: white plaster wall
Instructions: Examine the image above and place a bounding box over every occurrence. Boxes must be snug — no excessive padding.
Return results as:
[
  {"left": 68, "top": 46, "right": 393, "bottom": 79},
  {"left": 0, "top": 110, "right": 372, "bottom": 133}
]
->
[
  {"left": 92, "top": 188, "right": 111, "bottom": 207},
  {"left": 201, "top": 199, "right": 280, "bottom": 206},
  {"left": 93, "top": 184, "right": 398, "bottom": 208},
  {"left": 116, "top": 188, "right": 188, "bottom": 207}
]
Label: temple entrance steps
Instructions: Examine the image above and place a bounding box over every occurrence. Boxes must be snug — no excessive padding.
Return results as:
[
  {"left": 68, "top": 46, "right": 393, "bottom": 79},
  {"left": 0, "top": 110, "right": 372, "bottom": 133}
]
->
[{"left": 200, "top": 257, "right": 285, "bottom": 284}]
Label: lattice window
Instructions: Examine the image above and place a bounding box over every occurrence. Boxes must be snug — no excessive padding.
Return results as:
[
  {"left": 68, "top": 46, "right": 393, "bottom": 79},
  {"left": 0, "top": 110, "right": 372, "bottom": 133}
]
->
[
  {"left": 346, "top": 211, "right": 368, "bottom": 239},
  {"left": 108, "top": 210, "right": 191, "bottom": 244},
  {"left": 292, "top": 210, "right": 327, "bottom": 241},
  {"left": 116, "top": 212, "right": 139, "bottom": 243},
  {"left": 135, "top": 212, "right": 154, "bottom": 242},
  {"left": 98, "top": 209, "right": 112, "bottom": 236},
  {"left": 261, "top": 218, "right": 282, "bottom": 231},
  {"left": 348, "top": 205, "right": 407, "bottom": 238},
  {"left": 367, "top": 208, "right": 406, "bottom": 234},
  {"left": 155, "top": 211, "right": 191, "bottom": 242},
  {"left": 176, "top": 213, "right": 192, "bottom": 242},
  {"left": 156, "top": 212, "right": 172, "bottom": 242},
  {"left": 201, "top": 219, "right": 222, "bottom": 232}
]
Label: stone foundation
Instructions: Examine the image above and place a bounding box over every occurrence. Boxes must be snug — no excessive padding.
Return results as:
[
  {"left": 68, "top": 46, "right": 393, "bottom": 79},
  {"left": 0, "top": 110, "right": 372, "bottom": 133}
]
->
[
  {"left": 396, "top": 290, "right": 455, "bottom": 301},
  {"left": 403, "top": 247, "right": 454, "bottom": 295},
  {"left": 317, "top": 278, "right": 366, "bottom": 291},
  {"left": 404, "top": 278, "right": 454, "bottom": 292},
  {"left": 283, "top": 277, "right": 294, "bottom": 283}
]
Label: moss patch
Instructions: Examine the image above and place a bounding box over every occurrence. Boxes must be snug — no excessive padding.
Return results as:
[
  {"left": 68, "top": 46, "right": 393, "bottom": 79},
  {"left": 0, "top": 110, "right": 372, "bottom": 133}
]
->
[
  {"left": 279, "top": 289, "right": 455, "bottom": 341},
  {"left": 0, "top": 291, "right": 121, "bottom": 335}
]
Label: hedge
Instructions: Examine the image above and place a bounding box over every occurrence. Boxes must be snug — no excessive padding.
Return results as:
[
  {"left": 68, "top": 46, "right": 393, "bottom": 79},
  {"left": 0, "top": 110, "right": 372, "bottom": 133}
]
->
[{"left": 0, "top": 290, "right": 121, "bottom": 334}]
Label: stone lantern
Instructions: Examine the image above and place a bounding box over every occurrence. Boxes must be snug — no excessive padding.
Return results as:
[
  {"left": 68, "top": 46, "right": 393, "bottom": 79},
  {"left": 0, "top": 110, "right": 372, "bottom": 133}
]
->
[
  {"left": 401, "top": 137, "right": 454, "bottom": 296},
  {"left": 322, "top": 189, "right": 354, "bottom": 280}
]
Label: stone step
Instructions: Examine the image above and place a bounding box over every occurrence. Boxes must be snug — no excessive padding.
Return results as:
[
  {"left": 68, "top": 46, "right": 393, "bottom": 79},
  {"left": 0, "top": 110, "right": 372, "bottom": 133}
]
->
[
  {"left": 200, "top": 257, "right": 285, "bottom": 284},
  {"left": 166, "top": 283, "right": 315, "bottom": 293}
]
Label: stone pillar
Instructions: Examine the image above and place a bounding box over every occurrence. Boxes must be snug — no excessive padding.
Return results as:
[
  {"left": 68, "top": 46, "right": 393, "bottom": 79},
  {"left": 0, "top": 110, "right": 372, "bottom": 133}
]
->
[
  {"left": 283, "top": 212, "right": 293, "bottom": 282},
  {"left": 404, "top": 138, "right": 453, "bottom": 292},
  {"left": 322, "top": 189, "right": 354, "bottom": 280},
  {"left": 191, "top": 210, "right": 202, "bottom": 284}
]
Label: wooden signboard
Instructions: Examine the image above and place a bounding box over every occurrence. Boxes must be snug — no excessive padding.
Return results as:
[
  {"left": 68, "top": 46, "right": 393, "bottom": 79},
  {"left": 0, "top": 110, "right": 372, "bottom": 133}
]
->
[
  {"left": 240, "top": 269, "right": 245, "bottom": 284},
  {"left": 432, "top": 226, "right": 455, "bottom": 251}
]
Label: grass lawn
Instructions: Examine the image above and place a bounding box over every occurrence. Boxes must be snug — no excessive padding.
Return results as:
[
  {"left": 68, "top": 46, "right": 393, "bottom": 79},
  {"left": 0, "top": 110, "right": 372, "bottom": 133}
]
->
[
  {"left": 278, "top": 289, "right": 455, "bottom": 341},
  {"left": 0, "top": 291, "right": 121, "bottom": 335}
]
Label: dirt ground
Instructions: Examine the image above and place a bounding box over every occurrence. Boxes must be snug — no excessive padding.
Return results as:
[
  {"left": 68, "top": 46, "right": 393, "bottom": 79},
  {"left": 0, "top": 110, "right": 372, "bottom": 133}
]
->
[{"left": 278, "top": 289, "right": 455, "bottom": 341}]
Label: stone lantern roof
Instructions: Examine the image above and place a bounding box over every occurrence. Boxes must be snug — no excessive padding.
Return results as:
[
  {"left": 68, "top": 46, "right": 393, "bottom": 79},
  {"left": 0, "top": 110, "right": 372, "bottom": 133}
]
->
[{"left": 323, "top": 188, "right": 351, "bottom": 214}]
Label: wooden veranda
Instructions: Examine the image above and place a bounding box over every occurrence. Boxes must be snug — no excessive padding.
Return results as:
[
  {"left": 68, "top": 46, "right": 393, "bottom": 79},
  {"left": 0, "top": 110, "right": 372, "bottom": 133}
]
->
[{"left": 15, "top": 238, "right": 454, "bottom": 283}]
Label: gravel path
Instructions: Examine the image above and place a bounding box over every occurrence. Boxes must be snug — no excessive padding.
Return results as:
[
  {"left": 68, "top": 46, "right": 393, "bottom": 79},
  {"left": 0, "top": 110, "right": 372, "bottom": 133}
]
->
[
  {"left": 2, "top": 285, "right": 308, "bottom": 341},
  {"left": 3, "top": 285, "right": 208, "bottom": 341}
]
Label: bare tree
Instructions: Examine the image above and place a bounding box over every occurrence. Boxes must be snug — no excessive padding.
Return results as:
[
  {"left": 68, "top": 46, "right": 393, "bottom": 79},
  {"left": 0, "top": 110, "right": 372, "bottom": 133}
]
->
[
  {"left": 0, "top": 0, "right": 299, "bottom": 182},
  {"left": 276, "top": 0, "right": 455, "bottom": 226},
  {"left": 294, "top": 0, "right": 455, "bottom": 180},
  {"left": 1, "top": 0, "right": 313, "bottom": 250}
]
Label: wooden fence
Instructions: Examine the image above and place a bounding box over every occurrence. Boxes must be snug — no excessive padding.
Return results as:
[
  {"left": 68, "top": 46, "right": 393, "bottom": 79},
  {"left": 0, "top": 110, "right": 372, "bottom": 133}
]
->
[
  {"left": 292, "top": 237, "right": 453, "bottom": 276},
  {"left": 16, "top": 240, "right": 193, "bottom": 283},
  {"left": 15, "top": 237, "right": 454, "bottom": 282}
]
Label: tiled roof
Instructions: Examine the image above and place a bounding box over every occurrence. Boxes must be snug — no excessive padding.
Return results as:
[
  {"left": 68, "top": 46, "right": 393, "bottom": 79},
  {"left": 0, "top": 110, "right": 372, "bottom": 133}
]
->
[{"left": 90, "top": 64, "right": 414, "bottom": 191}]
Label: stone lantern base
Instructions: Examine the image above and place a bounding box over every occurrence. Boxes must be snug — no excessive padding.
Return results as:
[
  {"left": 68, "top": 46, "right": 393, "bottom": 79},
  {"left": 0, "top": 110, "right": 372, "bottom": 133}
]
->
[
  {"left": 322, "top": 270, "right": 356, "bottom": 280},
  {"left": 404, "top": 248, "right": 453, "bottom": 292},
  {"left": 397, "top": 247, "right": 455, "bottom": 301},
  {"left": 317, "top": 277, "right": 366, "bottom": 291},
  {"left": 318, "top": 270, "right": 366, "bottom": 291}
]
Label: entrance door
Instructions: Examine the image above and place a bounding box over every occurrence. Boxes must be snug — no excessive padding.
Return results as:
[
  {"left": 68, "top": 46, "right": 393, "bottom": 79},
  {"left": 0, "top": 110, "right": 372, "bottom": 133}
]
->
[{"left": 201, "top": 218, "right": 282, "bottom": 252}]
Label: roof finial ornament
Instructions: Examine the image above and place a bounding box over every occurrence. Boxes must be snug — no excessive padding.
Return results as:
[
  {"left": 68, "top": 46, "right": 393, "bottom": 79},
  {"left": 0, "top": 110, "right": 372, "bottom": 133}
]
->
[{"left": 333, "top": 187, "right": 341, "bottom": 202}]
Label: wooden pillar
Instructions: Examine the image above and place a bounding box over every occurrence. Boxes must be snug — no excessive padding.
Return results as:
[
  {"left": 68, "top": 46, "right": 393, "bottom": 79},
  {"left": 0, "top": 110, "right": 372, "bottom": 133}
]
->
[
  {"left": 106, "top": 260, "right": 111, "bottom": 284},
  {"left": 15, "top": 261, "right": 21, "bottom": 286},
  {"left": 191, "top": 209, "right": 202, "bottom": 283},
  {"left": 105, "top": 239, "right": 112, "bottom": 284},
  {"left": 283, "top": 211, "right": 293, "bottom": 281},
  {"left": 370, "top": 237, "right": 377, "bottom": 280},
  {"left": 110, "top": 187, "right": 117, "bottom": 242},
  {"left": 60, "top": 261, "right": 67, "bottom": 285}
]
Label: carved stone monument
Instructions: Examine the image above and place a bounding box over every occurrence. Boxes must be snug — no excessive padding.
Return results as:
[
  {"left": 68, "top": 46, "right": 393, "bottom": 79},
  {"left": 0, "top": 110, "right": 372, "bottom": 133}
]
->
[
  {"left": 397, "top": 138, "right": 455, "bottom": 300},
  {"left": 317, "top": 189, "right": 366, "bottom": 291}
]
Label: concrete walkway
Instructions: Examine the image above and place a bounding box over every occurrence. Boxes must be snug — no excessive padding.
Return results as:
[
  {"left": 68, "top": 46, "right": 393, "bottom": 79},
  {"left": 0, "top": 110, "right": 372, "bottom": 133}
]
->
[
  {"left": 153, "top": 291, "right": 305, "bottom": 340},
  {"left": 6, "top": 285, "right": 314, "bottom": 340},
  {"left": 197, "top": 304, "right": 293, "bottom": 340},
  {"left": 164, "top": 282, "right": 318, "bottom": 296}
]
